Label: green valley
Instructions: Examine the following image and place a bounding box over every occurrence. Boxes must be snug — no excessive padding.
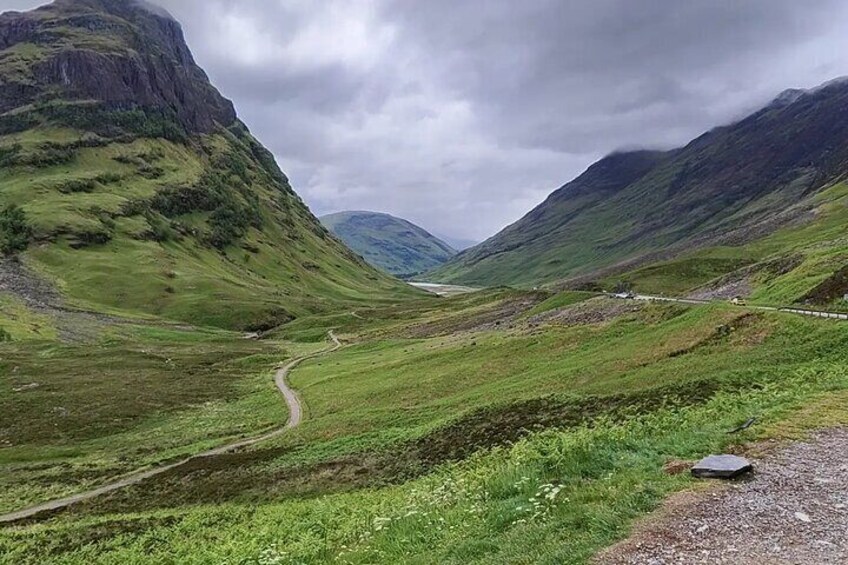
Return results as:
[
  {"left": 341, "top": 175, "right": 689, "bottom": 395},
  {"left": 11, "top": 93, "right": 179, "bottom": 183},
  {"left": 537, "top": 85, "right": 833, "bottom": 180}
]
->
[
  {"left": 2, "top": 291, "right": 847, "bottom": 563},
  {"left": 2, "top": 2, "right": 848, "bottom": 565}
]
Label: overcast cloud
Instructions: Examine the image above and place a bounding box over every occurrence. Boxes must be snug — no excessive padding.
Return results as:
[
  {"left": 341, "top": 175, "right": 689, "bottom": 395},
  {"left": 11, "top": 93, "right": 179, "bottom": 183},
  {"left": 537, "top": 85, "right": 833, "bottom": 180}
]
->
[{"left": 6, "top": 0, "right": 848, "bottom": 240}]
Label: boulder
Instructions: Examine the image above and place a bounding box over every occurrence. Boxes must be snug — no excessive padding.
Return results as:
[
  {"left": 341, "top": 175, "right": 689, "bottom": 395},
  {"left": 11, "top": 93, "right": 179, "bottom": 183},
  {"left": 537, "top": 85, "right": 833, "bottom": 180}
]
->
[{"left": 691, "top": 454, "right": 753, "bottom": 479}]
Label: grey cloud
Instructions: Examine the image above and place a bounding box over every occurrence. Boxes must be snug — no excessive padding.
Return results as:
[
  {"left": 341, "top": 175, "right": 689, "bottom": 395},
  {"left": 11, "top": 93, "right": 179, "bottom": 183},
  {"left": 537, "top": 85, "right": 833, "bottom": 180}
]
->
[
  {"left": 384, "top": 0, "right": 848, "bottom": 154},
  {"left": 5, "top": 0, "right": 848, "bottom": 239}
]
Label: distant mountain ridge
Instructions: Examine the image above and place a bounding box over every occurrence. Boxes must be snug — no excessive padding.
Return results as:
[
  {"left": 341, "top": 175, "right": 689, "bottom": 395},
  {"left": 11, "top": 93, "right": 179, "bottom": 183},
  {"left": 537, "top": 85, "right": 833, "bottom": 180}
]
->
[
  {"left": 321, "top": 211, "right": 457, "bottom": 278},
  {"left": 434, "top": 233, "right": 479, "bottom": 251},
  {"left": 432, "top": 78, "right": 848, "bottom": 293}
]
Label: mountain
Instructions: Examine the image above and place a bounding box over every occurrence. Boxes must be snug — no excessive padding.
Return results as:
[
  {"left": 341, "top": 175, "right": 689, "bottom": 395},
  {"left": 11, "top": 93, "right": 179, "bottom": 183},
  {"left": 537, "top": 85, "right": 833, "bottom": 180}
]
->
[
  {"left": 434, "top": 233, "right": 479, "bottom": 251},
  {"left": 321, "top": 211, "right": 457, "bottom": 278},
  {"left": 432, "top": 79, "right": 848, "bottom": 304},
  {"left": 0, "top": 0, "right": 417, "bottom": 330}
]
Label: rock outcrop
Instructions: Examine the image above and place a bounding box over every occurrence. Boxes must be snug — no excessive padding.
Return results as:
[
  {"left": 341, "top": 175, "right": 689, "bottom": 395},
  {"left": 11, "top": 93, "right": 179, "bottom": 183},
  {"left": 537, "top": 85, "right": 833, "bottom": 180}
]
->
[{"left": 0, "top": 0, "right": 235, "bottom": 132}]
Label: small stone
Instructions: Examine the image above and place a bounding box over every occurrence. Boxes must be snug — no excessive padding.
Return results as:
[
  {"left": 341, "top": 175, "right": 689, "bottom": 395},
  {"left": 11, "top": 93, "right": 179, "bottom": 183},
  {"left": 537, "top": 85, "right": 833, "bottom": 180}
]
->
[
  {"left": 794, "top": 511, "right": 811, "bottom": 523},
  {"left": 691, "top": 454, "right": 753, "bottom": 479},
  {"left": 696, "top": 524, "right": 709, "bottom": 534}
]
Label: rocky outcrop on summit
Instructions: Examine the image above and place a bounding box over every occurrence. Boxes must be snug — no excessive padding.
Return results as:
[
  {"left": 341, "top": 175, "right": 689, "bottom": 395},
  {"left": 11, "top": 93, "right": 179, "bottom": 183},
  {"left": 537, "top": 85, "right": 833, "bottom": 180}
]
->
[{"left": 0, "top": 0, "right": 235, "bottom": 132}]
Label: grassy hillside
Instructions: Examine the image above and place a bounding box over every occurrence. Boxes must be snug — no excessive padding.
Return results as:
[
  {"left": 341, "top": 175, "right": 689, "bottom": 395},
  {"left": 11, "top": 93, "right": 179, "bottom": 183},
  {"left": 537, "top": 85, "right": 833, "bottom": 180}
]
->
[
  {"left": 602, "top": 179, "right": 848, "bottom": 311},
  {"left": 322, "top": 211, "right": 457, "bottom": 278},
  {"left": 432, "top": 81, "right": 848, "bottom": 302},
  {"left": 0, "top": 0, "right": 419, "bottom": 330}
]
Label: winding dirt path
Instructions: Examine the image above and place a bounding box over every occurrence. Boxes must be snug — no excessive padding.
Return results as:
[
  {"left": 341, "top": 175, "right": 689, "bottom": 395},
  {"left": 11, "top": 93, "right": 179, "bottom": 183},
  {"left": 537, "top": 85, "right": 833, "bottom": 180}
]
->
[{"left": 0, "top": 331, "right": 341, "bottom": 525}]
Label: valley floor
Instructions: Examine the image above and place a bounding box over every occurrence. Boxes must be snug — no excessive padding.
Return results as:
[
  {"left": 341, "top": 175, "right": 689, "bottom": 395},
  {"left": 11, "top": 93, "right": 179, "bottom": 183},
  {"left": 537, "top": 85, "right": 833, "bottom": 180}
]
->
[{"left": 1, "top": 289, "right": 847, "bottom": 563}]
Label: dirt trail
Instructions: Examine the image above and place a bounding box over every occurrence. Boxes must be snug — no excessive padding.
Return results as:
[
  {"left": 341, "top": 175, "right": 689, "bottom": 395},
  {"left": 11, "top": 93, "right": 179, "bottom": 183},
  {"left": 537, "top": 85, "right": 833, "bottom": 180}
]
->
[
  {"left": 596, "top": 427, "right": 848, "bottom": 564},
  {"left": 0, "top": 331, "right": 341, "bottom": 525}
]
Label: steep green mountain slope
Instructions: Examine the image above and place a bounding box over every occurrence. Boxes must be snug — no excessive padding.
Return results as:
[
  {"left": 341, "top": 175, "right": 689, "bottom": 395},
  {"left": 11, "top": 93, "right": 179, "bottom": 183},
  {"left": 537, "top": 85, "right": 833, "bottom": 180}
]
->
[
  {"left": 321, "top": 211, "right": 457, "bottom": 277},
  {"left": 433, "top": 80, "right": 848, "bottom": 302},
  {"left": 0, "top": 0, "right": 417, "bottom": 330}
]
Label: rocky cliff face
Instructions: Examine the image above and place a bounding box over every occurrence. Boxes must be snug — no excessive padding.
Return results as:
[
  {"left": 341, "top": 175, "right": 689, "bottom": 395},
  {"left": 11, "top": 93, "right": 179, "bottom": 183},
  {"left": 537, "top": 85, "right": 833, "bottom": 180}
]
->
[{"left": 0, "top": 0, "right": 235, "bottom": 132}]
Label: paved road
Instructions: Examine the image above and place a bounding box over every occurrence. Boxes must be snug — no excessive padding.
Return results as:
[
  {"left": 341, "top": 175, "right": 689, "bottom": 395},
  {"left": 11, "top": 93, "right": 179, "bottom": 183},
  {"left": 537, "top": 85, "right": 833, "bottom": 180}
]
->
[
  {"left": 623, "top": 294, "right": 848, "bottom": 320},
  {"left": 0, "top": 331, "right": 342, "bottom": 525}
]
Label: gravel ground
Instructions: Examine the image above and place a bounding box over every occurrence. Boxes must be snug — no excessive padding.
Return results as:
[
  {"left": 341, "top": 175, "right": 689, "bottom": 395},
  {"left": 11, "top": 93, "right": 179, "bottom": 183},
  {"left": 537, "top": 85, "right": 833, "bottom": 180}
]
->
[
  {"left": 596, "top": 427, "right": 848, "bottom": 564},
  {"left": 529, "top": 297, "right": 644, "bottom": 326},
  {"left": 687, "top": 277, "right": 752, "bottom": 301}
]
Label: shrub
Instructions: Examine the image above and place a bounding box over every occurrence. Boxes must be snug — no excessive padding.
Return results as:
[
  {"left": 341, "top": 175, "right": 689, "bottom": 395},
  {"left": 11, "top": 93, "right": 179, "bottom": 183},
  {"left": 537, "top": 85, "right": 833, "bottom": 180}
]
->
[
  {"left": 138, "top": 164, "right": 165, "bottom": 179},
  {"left": 0, "top": 144, "right": 22, "bottom": 167},
  {"left": 95, "top": 172, "right": 123, "bottom": 184},
  {"left": 68, "top": 227, "right": 112, "bottom": 249},
  {"left": 217, "top": 151, "right": 250, "bottom": 183},
  {"left": 208, "top": 204, "right": 251, "bottom": 249},
  {"left": 0, "top": 113, "right": 36, "bottom": 135},
  {"left": 0, "top": 327, "right": 11, "bottom": 342},
  {"left": 0, "top": 204, "right": 33, "bottom": 255},
  {"left": 143, "top": 212, "right": 177, "bottom": 242},
  {"left": 56, "top": 178, "right": 96, "bottom": 194},
  {"left": 120, "top": 198, "right": 148, "bottom": 217},
  {"left": 151, "top": 185, "right": 220, "bottom": 217},
  {"left": 40, "top": 104, "right": 189, "bottom": 143},
  {"left": 24, "top": 143, "right": 77, "bottom": 167}
]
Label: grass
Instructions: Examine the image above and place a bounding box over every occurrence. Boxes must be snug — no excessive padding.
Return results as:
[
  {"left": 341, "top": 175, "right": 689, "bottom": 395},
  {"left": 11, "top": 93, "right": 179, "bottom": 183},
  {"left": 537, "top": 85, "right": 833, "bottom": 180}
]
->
[
  {"left": 1, "top": 335, "right": 845, "bottom": 564},
  {"left": 2, "top": 291, "right": 847, "bottom": 563},
  {"left": 602, "top": 252, "right": 754, "bottom": 296},
  {"left": 0, "top": 325, "right": 329, "bottom": 514},
  {"left": 589, "top": 180, "right": 848, "bottom": 306},
  {"left": 0, "top": 293, "right": 56, "bottom": 340},
  {"left": 521, "top": 290, "right": 597, "bottom": 318}
]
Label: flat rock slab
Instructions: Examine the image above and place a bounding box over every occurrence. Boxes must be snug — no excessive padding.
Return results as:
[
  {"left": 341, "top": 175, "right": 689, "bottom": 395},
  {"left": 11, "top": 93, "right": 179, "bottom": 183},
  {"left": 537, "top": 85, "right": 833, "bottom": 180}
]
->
[{"left": 691, "top": 454, "right": 753, "bottom": 479}]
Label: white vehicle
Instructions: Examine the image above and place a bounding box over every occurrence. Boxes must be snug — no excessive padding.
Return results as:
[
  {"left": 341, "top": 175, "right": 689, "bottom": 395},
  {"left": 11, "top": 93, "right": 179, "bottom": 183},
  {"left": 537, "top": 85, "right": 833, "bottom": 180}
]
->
[{"left": 614, "top": 292, "right": 635, "bottom": 299}]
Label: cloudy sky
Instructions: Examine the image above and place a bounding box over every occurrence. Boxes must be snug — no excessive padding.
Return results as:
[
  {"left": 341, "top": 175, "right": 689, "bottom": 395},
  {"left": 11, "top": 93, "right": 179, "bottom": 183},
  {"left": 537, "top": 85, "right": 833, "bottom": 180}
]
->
[{"left": 7, "top": 0, "right": 848, "bottom": 240}]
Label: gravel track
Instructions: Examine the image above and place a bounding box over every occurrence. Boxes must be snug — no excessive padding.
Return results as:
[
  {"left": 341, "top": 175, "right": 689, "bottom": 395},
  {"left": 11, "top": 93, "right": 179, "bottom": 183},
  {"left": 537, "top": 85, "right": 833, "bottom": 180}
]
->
[{"left": 596, "top": 427, "right": 848, "bottom": 564}]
